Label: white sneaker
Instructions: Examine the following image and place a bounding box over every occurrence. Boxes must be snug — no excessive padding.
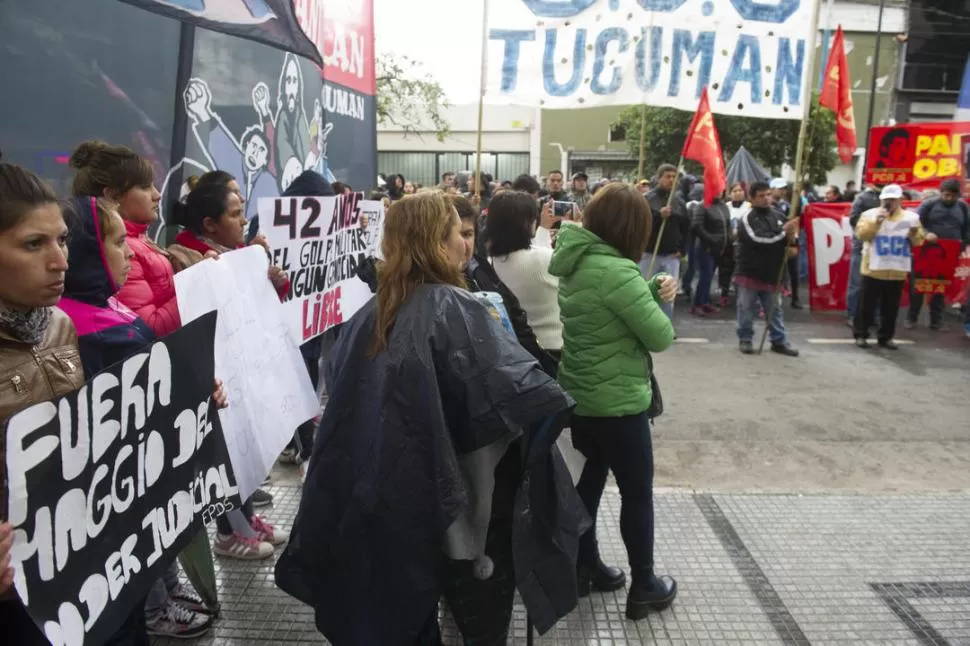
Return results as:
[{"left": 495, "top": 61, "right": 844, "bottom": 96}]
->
[
  {"left": 250, "top": 515, "right": 289, "bottom": 546},
  {"left": 146, "top": 600, "right": 211, "bottom": 638},
  {"left": 213, "top": 533, "right": 274, "bottom": 560}
]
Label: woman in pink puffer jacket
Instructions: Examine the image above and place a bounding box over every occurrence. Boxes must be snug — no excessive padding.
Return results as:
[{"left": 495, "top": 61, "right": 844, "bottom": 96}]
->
[{"left": 68, "top": 141, "right": 181, "bottom": 336}]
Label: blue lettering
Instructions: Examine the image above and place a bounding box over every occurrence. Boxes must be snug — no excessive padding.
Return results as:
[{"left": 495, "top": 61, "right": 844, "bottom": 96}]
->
[
  {"left": 519, "top": 0, "right": 596, "bottom": 18},
  {"left": 490, "top": 30, "right": 535, "bottom": 93},
  {"left": 875, "top": 237, "right": 890, "bottom": 256},
  {"left": 591, "top": 28, "right": 630, "bottom": 95},
  {"left": 729, "top": 0, "right": 801, "bottom": 23},
  {"left": 635, "top": 26, "right": 663, "bottom": 92},
  {"left": 543, "top": 28, "right": 587, "bottom": 97},
  {"left": 874, "top": 236, "right": 911, "bottom": 257},
  {"left": 718, "top": 35, "right": 763, "bottom": 105},
  {"left": 890, "top": 237, "right": 911, "bottom": 257},
  {"left": 636, "top": 0, "right": 688, "bottom": 10},
  {"left": 773, "top": 37, "right": 804, "bottom": 106},
  {"left": 668, "top": 29, "right": 714, "bottom": 99}
]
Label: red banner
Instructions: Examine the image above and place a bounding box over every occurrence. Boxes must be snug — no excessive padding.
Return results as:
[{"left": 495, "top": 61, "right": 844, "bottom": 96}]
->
[
  {"left": 865, "top": 122, "right": 970, "bottom": 192},
  {"left": 293, "top": 0, "right": 376, "bottom": 96},
  {"left": 804, "top": 203, "right": 970, "bottom": 311}
]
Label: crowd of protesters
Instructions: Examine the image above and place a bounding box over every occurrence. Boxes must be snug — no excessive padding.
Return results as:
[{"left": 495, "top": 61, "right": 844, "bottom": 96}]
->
[{"left": 2, "top": 143, "right": 969, "bottom": 646}]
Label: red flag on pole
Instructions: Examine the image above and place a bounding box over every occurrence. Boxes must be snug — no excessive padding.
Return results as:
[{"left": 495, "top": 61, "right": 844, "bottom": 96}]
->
[
  {"left": 819, "top": 26, "right": 858, "bottom": 163},
  {"left": 682, "top": 88, "right": 725, "bottom": 206}
]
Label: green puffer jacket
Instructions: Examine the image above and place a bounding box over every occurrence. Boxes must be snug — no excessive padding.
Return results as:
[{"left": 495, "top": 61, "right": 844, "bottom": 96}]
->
[{"left": 549, "top": 225, "right": 674, "bottom": 417}]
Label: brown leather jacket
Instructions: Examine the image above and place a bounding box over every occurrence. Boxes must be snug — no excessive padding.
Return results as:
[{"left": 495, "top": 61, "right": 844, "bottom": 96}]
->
[{"left": 0, "top": 307, "right": 84, "bottom": 532}]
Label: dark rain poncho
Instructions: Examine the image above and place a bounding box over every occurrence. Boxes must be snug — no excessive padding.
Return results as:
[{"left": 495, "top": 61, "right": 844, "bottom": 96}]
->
[{"left": 275, "top": 284, "right": 588, "bottom": 646}]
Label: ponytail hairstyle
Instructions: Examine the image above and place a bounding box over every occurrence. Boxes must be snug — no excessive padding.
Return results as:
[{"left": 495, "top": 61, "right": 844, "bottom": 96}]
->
[
  {"left": 70, "top": 140, "right": 154, "bottom": 198},
  {"left": 193, "top": 170, "right": 235, "bottom": 191},
  {"left": 173, "top": 183, "right": 232, "bottom": 235},
  {"left": 0, "top": 160, "right": 61, "bottom": 233}
]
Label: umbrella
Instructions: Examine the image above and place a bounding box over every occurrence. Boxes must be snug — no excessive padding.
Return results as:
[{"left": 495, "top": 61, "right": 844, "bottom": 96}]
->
[{"left": 725, "top": 146, "right": 771, "bottom": 187}]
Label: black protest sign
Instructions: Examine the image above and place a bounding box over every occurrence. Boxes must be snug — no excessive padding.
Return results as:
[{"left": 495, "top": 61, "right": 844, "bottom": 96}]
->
[{"left": 4, "top": 312, "right": 240, "bottom": 646}]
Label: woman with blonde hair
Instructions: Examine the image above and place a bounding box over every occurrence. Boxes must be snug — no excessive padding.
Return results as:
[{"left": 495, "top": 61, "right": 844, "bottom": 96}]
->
[{"left": 277, "top": 191, "right": 586, "bottom": 645}]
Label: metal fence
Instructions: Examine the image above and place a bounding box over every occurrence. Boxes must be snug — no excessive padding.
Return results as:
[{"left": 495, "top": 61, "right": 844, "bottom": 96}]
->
[{"left": 379, "top": 152, "right": 531, "bottom": 187}]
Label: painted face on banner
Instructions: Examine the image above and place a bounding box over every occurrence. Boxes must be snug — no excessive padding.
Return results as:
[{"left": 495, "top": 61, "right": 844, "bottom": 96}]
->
[
  {"left": 244, "top": 133, "right": 269, "bottom": 172},
  {"left": 284, "top": 59, "right": 300, "bottom": 113}
]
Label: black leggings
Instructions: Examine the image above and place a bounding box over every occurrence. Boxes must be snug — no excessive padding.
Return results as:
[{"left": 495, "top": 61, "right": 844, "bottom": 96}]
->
[
  {"left": 572, "top": 412, "right": 655, "bottom": 574},
  {"left": 215, "top": 497, "right": 255, "bottom": 535}
]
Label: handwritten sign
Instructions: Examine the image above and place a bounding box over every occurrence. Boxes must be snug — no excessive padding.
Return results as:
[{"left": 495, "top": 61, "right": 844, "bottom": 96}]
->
[
  {"left": 259, "top": 193, "right": 383, "bottom": 343},
  {"left": 6, "top": 314, "right": 237, "bottom": 646},
  {"left": 174, "top": 246, "right": 319, "bottom": 499},
  {"left": 485, "top": 0, "right": 817, "bottom": 118}
]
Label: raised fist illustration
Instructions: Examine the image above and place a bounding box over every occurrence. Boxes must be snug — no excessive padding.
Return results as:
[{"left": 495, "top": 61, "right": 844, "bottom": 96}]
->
[
  {"left": 253, "top": 82, "right": 271, "bottom": 119},
  {"left": 184, "top": 78, "right": 213, "bottom": 123}
]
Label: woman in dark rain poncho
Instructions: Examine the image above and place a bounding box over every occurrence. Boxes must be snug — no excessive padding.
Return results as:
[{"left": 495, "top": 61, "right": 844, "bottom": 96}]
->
[{"left": 276, "top": 191, "right": 588, "bottom": 646}]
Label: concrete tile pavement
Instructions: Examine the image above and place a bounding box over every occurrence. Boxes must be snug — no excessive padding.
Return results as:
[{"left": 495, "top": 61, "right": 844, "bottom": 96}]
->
[{"left": 152, "top": 480, "right": 970, "bottom": 645}]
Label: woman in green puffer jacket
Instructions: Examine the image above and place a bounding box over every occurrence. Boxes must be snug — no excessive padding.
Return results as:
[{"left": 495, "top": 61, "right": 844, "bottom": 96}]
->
[{"left": 548, "top": 182, "right": 678, "bottom": 621}]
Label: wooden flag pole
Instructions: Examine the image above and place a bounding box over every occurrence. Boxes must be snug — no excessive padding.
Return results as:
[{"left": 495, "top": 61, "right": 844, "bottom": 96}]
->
[
  {"left": 643, "top": 156, "right": 684, "bottom": 279},
  {"left": 473, "top": 0, "right": 489, "bottom": 202},
  {"left": 637, "top": 104, "right": 648, "bottom": 181},
  {"left": 756, "top": 0, "right": 823, "bottom": 355}
]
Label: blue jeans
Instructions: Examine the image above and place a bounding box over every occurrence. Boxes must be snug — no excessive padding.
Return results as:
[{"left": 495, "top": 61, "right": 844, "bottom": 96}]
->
[
  {"left": 737, "top": 285, "right": 788, "bottom": 346},
  {"left": 682, "top": 235, "right": 697, "bottom": 292},
  {"left": 846, "top": 245, "right": 863, "bottom": 320},
  {"left": 144, "top": 561, "right": 180, "bottom": 615},
  {"left": 964, "top": 290, "right": 970, "bottom": 332},
  {"left": 572, "top": 412, "right": 654, "bottom": 574},
  {"left": 639, "top": 252, "right": 680, "bottom": 320},
  {"left": 693, "top": 248, "right": 717, "bottom": 307}
]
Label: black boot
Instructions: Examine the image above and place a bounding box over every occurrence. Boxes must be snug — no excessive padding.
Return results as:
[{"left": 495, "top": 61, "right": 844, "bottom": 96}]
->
[
  {"left": 576, "top": 554, "right": 626, "bottom": 597},
  {"left": 625, "top": 571, "right": 678, "bottom": 620}
]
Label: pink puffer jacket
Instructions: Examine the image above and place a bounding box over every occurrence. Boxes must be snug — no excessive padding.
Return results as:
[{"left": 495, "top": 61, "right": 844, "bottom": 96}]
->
[{"left": 115, "top": 220, "right": 181, "bottom": 337}]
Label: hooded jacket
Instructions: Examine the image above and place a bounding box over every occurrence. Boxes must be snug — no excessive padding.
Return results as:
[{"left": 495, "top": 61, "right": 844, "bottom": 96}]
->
[
  {"left": 692, "top": 199, "right": 731, "bottom": 255},
  {"left": 58, "top": 197, "right": 155, "bottom": 378},
  {"left": 275, "top": 285, "right": 587, "bottom": 645},
  {"left": 734, "top": 205, "right": 792, "bottom": 287},
  {"left": 549, "top": 225, "right": 674, "bottom": 417},
  {"left": 115, "top": 219, "right": 181, "bottom": 337}
]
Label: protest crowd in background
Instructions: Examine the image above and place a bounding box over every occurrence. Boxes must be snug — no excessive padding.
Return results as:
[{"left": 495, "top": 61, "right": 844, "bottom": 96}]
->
[{"left": 2, "top": 130, "right": 969, "bottom": 644}]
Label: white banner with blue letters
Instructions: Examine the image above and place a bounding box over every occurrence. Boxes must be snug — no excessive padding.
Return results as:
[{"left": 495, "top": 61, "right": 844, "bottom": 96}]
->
[{"left": 486, "top": 0, "right": 818, "bottom": 119}]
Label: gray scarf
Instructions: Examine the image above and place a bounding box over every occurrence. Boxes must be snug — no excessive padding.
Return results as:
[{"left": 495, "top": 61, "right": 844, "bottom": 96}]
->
[{"left": 0, "top": 303, "right": 51, "bottom": 345}]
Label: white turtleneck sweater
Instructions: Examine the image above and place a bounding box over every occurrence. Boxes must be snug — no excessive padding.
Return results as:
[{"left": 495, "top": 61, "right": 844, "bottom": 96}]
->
[{"left": 491, "top": 244, "right": 562, "bottom": 352}]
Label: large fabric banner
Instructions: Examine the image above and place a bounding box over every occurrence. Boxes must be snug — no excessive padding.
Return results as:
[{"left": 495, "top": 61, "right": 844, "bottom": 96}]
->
[
  {"left": 118, "top": 0, "right": 322, "bottom": 65},
  {"left": 864, "top": 122, "right": 970, "bottom": 193},
  {"left": 804, "top": 203, "right": 970, "bottom": 311},
  {"left": 174, "top": 246, "right": 319, "bottom": 499},
  {"left": 259, "top": 193, "right": 384, "bottom": 343},
  {"left": 486, "top": 0, "right": 817, "bottom": 118},
  {"left": 5, "top": 313, "right": 239, "bottom": 646}
]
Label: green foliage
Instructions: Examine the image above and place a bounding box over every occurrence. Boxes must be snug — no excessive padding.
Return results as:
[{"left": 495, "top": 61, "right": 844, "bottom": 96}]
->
[
  {"left": 614, "top": 99, "right": 838, "bottom": 185},
  {"left": 376, "top": 54, "right": 451, "bottom": 142}
]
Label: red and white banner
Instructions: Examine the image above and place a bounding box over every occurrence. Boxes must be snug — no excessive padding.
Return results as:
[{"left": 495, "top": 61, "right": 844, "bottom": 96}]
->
[{"left": 804, "top": 203, "right": 970, "bottom": 311}]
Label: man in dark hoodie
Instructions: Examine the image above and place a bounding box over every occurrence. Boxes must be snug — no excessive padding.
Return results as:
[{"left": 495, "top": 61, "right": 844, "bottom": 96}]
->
[
  {"left": 735, "top": 182, "right": 800, "bottom": 356},
  {"left": 250, "top": 170, "right": 335, "bottom": 469},
  {"left": 846, "top": 183, "right": 882, "bottom": 325},
  {"left": 640, "top": 164, "right": 690, "bottom": 320},
  {"left": 907, "top": 178, "right": 970, "bottom": 329}
]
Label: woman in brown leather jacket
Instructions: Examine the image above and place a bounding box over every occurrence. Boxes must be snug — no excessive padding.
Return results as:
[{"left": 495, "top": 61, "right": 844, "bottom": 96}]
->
[{"left": 0, "top": 161, "right": 85, "bottom": 642}]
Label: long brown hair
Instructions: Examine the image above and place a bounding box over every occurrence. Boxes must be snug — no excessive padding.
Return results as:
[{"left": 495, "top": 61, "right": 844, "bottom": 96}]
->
[
  {"left": 371, "top": 191, "right": 465, "bottom": 354},
  {"left": 70, "top": 140, "right": 154, "bottom": 198},
  {"left": 582, "top": 183, "right": 653, "bottom": 261}
]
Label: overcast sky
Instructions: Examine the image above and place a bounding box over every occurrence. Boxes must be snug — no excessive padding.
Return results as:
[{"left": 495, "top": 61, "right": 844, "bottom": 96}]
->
[{"left": 373, "top": 0, "right": 484, "bottom": 104}]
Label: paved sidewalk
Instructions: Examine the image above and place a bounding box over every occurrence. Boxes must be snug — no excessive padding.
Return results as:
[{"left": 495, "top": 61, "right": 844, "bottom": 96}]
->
[{"left": 152, "top": 480, "right": 970, "bottom": 645}]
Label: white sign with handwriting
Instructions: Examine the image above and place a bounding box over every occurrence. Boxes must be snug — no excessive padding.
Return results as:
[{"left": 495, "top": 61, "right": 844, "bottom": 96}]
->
[{"left": 175, "top": 246, "right": 319, "bottom": 499}]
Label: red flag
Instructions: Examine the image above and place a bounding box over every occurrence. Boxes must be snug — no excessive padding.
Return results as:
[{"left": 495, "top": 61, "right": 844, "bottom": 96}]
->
[
  {"left": 681, "top": 88, "right": 725, "bottom": 206},
  {"left": 819, "top": 26, "right": 858, "bottom": 163}
]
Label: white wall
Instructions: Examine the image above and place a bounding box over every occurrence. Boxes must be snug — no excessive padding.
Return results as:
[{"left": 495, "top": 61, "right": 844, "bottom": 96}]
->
[
  {"left": 825, "top": 2, "right": 907, "bottom": 33},
  {"left": 379, "top": 103, "right": 534, "bottom": 152}
]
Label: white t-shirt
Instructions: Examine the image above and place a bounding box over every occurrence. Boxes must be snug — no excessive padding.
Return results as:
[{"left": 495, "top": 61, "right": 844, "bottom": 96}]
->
[
  {"left": 491, "top": 246, "right": 562, "bottom": 352},
  {"left": 864, "top": 209, "right": 920, "bottom": 272}
]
